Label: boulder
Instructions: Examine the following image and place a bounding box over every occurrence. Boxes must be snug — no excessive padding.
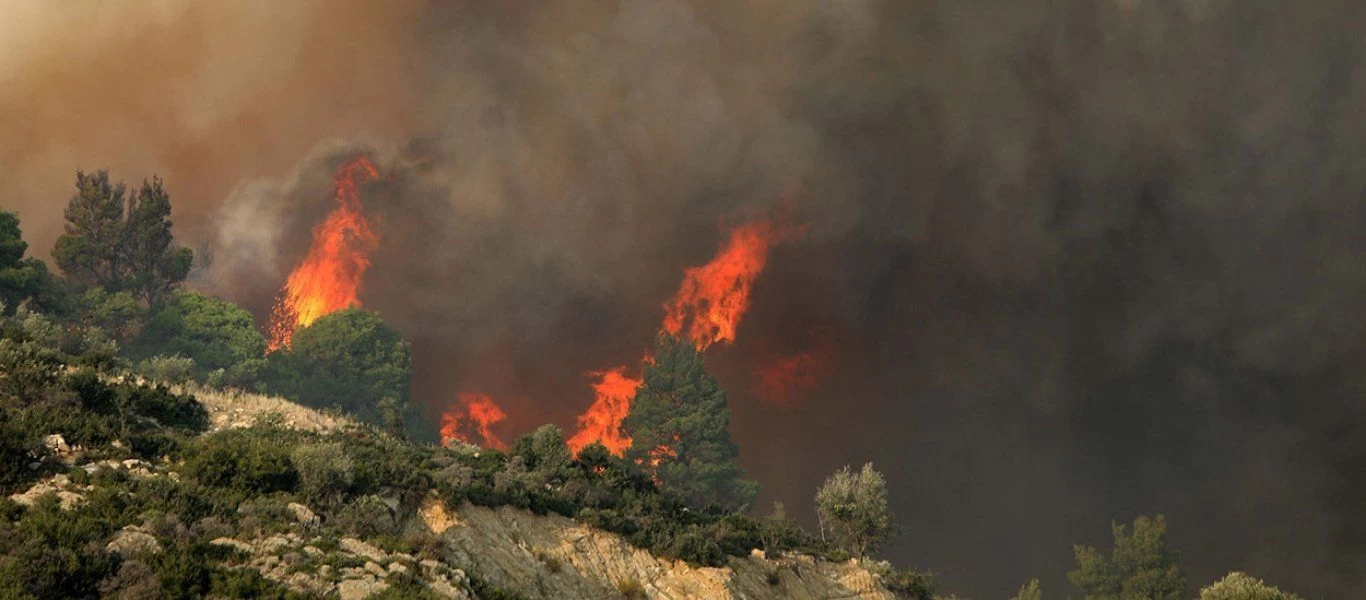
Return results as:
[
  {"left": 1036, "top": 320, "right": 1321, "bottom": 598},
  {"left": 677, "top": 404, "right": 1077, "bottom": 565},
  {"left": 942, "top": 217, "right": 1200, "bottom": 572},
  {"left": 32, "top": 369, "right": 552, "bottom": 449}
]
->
[
  {"left": 287, "top": 502, "right": 320, "bottom": 526},
  {"left": 340, "top": 537, "right": 387, "bottom": 562},
  {"left": 338, "top": 578, "right": 389, "bottom": 600},
  {"left": 106, "top": 526, "right": 162, "bottom": 556}
]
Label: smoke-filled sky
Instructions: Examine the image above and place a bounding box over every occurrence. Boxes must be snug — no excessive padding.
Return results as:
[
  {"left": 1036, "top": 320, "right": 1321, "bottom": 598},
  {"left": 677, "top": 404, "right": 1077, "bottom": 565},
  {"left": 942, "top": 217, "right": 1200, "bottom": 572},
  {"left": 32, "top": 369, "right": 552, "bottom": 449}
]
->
[{"left": 4, "top": 0, "right": 1366, "bottom": 596}]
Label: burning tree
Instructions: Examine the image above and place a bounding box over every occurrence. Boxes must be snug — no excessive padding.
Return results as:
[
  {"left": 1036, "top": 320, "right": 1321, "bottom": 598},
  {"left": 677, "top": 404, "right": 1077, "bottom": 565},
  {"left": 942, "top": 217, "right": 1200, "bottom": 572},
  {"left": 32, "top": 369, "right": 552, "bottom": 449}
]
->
[{"left": 621, "top": 333, "right": 758, "bottom": 512}]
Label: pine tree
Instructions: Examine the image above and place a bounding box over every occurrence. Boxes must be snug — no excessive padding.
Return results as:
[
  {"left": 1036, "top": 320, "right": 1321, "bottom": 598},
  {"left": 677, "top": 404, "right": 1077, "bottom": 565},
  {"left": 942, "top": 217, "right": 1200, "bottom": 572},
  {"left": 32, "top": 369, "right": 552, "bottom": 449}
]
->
[
  {"left": 1069, "top": 515, "right": 1185, "bottom": 600},
  {"left": 53, "top": 170, "right": 191, "bottom": 306},
  {"left": 623, "top": 333, "right": 759, "bottom": 511},
  {"left": 0, "top": 211, "right": 54, "bottom": 314}
]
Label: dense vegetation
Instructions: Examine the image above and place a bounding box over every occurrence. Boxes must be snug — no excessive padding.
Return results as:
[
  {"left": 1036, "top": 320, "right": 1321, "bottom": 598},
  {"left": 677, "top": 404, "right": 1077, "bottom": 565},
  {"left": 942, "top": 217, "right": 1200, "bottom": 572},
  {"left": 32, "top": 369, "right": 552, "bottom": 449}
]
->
[{"left": 0, "top": 173, "right": 1309, "bottom": 599}]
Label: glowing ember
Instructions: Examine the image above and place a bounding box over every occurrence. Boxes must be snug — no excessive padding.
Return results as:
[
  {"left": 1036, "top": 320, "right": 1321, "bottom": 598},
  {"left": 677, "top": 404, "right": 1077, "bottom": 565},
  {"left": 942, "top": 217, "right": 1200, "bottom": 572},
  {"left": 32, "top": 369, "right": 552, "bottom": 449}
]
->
[
  {"left": 441, "top": 393, "right": 509, "bottom": 450},
  {"left": 566, "top": 366, "right": 643, "bottom": 456},
  {"left": 662, "top": 220, "right": 779, "bottom": 351},
  {"left": 267, "top": 156, "right": 381, "bottom": 351}
]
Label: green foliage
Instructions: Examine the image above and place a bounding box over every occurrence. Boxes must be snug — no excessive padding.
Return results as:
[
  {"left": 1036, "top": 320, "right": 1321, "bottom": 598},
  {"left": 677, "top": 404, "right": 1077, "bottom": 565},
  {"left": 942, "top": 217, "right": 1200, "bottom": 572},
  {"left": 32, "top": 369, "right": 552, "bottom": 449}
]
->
[
  {"left": 510, "top": 424, "right": 573, "bottom": 479},
  {"left": 622, "top": 334, "right": 758, "bottom": 512},
  {"left": 291, "top": 442, "right": 355, "bottom": 508},
  {"left": 0, "top": 411, "right": 39, "bottom": 489},
  {"left": 0, "top": 212, "right": 57, "bottom": 315},
  {"left": 132, "top": 290, "right": 267, "bottom": 379},
  {"left": 1014, "top": 578, "right": 1043, "bottom": 600},
  {"left": 75, "top": 287, "right": 145, "bottom": 346},
  {"left": 53, "top": 171, "right": 192, "bottom": 306},
  {"left": 265, "top": 308, "right": 414, "bottom": 434},
  {"left": 880, "top": 567, "right": 938, "bottom": 600},
  {"left": 0, "top": 495, "right": 122, "bottom": 599},
  {"left": 1199, "top": 572, "right": 1302, "bottom": 600},
  {"left": 136, "top": 354, "right": 197, "bottom": 385},
  {"left": 1069, "top": 515, "right": 1185, "bottom": 600},
  {"left": 184, "top": 428, "right": 298, "bottom": 496},
  {"left": 332, "top": 495, "right": 398, "bottom": 538},
  {"left": 815, "top": 462, "right": 894, "bottom": 558}
]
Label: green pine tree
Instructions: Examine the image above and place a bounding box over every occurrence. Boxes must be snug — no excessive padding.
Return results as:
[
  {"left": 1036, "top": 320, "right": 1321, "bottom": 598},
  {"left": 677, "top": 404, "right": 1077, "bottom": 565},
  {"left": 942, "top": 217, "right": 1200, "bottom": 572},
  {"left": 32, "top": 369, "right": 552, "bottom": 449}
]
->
[
  {"left": 0, "top": 211, "right": 55, "bottom": 314},
  {"left": 1069, "top": 515, "right": 1185, "bottom": 600},
  {"left": 53, "top": 170, "right": 191, "bottom": 306},
  {"left": 622, "top": 333, "right": 759, "bottom": 511}
]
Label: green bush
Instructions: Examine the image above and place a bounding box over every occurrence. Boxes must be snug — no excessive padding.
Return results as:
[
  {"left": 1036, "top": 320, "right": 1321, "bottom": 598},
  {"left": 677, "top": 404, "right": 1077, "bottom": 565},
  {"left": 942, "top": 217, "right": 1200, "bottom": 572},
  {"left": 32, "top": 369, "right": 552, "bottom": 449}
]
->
[
  {"left": 131, "top": 291, "right": 267, "bottom": 380},
  {"left": 291, "top": 442, "right": 355, "bottom": 508},
  {"left": 1199, "top": 572, "right": 1302, "bottom": 600},
  {"left": 136, "top": 355, "right": 197, "bottom": 385},
  {"left": 184, "top": 429, "right": 298, "bottom": 495},
  {"left": 331, "top": 495, "right": 397, "bottom": 538},
  {"left": 264, "top": 309, "right": 414, "bottom": 434}
]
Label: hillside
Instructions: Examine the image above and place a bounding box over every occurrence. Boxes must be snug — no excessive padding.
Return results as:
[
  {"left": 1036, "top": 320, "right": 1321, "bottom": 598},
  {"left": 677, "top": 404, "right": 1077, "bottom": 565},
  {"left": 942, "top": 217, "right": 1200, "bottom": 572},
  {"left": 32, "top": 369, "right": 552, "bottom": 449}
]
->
[{"left": 0, "top": 327, "right": 910, "bottom": 600}]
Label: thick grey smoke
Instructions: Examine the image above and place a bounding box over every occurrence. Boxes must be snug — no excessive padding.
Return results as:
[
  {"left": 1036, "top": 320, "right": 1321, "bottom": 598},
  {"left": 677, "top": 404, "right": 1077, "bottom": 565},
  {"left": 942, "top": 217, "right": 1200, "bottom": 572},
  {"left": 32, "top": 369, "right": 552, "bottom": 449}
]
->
[{"left": 6, "top": 0, "right": 1366, "bottom": 596}]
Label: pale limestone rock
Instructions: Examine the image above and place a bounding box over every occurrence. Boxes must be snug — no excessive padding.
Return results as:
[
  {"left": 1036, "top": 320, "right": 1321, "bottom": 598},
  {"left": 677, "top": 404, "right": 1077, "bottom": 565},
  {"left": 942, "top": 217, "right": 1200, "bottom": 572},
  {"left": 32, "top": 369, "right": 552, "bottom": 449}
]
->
[
  {"left": 338, "top": 578, "right": 389, "bottom": 600},
  {"left": 340, "top": 537, "right": 387, "bottom": 562},
  {"left": 364, "top": 561, "right": 388, "bottom": 578},
  {"left": 209, "top": 537, "right": 254, "bottom": 554},
  {"left": 106, "top": 526, "right": 162, "bottom": 556},
  {"left": 287, "top": 502, "right": 319, "bottom": 525}
]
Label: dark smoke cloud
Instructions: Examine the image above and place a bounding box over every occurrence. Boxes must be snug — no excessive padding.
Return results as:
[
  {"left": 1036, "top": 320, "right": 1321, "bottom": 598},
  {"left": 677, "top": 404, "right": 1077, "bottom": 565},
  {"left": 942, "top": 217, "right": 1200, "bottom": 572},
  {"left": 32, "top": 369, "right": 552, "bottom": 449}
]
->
[{"left": 6, "top": 1, "right": 1366, "bottom": 596}]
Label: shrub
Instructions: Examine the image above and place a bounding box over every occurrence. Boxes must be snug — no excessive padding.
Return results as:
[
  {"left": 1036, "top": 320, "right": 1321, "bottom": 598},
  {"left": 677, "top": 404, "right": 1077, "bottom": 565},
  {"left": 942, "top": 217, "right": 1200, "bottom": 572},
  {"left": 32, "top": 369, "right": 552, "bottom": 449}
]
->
[
  {"left": 136, "top": 354, "right": 197, "bottom": 385},
  {"left": 184, "top": 429, "right": 298, "bottom": 495},
  {"left": 291, "top": 442, "right": 354, "bottom": 508},
  {"left": 1199, "top": 572, "right": 1302, "bottom": 600},
  {"left": 331, "top": 495, "right": 397, "bottom": 538}
]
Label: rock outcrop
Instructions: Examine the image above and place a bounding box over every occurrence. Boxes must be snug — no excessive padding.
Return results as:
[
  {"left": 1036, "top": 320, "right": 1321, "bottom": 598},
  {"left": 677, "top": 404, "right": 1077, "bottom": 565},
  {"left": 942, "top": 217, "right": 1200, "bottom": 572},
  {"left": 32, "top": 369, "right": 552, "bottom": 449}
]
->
[{"left": 439, "top": 504, "right": 896, "bottom": 600}]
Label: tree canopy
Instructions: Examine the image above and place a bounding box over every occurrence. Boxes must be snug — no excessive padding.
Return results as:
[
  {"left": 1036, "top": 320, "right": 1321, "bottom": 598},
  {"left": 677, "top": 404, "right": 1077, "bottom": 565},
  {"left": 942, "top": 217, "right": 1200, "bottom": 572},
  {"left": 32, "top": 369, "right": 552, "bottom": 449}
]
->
[
  {"left": 266, "top": 308, "right": 414, "bottom": 435},
  {"left": 52, "top": 171, "right": 192, "bottom": 306},
  {"left": 131, "top": 290, "right": 267, "bottom": 378},
  {"left": 0, "top": 212, "right": 55, "bottom": 314},
  {"left": 1199, "top": 572, "right": 1302, "bottom": 600},
  {"left": 815, "top": 462, "right": 894, "bottom": 558},
  {"left": 622, "top": 333, "right": 758, "bottom": 512},
  {"left": 1069, "top": 515, "right": 1185, "bottom": 600}
]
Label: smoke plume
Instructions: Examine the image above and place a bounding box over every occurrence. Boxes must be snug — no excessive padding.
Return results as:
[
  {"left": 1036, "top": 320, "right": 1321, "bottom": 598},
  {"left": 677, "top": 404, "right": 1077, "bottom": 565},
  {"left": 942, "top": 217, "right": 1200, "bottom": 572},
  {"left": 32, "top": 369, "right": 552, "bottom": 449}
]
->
[{"left": 4, "top": 1, "right": 1366, "bottom": 596}]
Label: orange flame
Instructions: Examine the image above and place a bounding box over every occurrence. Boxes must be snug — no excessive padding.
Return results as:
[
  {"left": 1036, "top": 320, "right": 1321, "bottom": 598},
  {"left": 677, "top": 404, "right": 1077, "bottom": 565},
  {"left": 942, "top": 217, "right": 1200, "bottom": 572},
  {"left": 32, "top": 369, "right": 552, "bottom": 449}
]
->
[
  {"left": 569, "top": 217, "right": 788, "bottom": 456},
  {"left": 662, "top": 220, "right": 779, "bottom": 351},
  {"left": 566, "top": 366, "right": 643, "bottom": 456},
  {"left": 440, "top": 392, "right": 509, "bottom": 450},
  {"left": 267, "top": 156, "right": 381, "bottom": 351}
]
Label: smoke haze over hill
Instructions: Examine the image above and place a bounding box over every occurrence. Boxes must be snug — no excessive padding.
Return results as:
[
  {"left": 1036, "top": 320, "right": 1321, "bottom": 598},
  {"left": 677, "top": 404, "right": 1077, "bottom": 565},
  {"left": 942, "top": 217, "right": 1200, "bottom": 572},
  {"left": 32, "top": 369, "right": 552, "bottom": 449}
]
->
[{"left": 4, "top": 1, "right": 1366, "bottom": 596}]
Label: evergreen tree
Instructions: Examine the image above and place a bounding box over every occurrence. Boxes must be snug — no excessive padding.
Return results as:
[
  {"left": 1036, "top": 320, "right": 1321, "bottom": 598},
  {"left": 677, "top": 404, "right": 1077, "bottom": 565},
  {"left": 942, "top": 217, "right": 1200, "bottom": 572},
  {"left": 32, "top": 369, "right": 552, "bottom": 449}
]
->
[
  {"left": 52, "top": 171, "right": 191, "bottom": 306},
  {"left": 622, "top": 333, "right": 758, "bottom": 511},
  {"left": 1069, "top": 515, "right": 1185, "bottom": 600},
  {"left": 266, "top": 308, "right": 417, "bottom": 436},
  {"left": 0, "top": 212, "right": 55, "bottom": 314}
]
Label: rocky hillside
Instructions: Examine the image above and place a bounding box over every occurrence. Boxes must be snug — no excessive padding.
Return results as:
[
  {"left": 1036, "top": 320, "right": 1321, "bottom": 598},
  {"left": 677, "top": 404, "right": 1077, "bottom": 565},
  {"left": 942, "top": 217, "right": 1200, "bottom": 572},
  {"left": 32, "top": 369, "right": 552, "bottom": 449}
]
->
[{"left": 3, "top": 369, "right": 903, "bottom": 600}]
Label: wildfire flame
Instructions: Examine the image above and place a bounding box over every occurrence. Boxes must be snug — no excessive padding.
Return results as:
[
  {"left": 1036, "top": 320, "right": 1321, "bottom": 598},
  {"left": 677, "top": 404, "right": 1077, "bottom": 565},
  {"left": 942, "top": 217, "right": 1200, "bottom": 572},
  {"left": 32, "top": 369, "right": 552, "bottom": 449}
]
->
[
  {"left": 440, "top": 392, "right": 509, "bottom": 450},
  {"left": 663, "top": 220, "right": 779, "bottom": 351},
  {"left": 566, "top": 366, "right": 643, "bottom": 456},
  {"left": 266, "top": 156, "right": 381, "bottom": 351},
  {"left": 568, "top": 217, "right": 787, "bottom": 456}
]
